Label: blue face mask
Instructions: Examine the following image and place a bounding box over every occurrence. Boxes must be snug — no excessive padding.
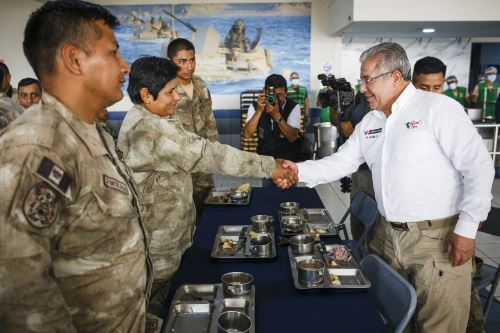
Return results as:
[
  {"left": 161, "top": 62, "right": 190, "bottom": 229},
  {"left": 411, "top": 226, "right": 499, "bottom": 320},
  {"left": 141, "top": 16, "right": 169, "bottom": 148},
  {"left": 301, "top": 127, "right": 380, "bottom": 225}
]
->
[
  {"left": 291, "top": 79, "right": 300, "bottom": 86},
  {"left": 487, "top": 74, "right": 497, "bottom": 83}
]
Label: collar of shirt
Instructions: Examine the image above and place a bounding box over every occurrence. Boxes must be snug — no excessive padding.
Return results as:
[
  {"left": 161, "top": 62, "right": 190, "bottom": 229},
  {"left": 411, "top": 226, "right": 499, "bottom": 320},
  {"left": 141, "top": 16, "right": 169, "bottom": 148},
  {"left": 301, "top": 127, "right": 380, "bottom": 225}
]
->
[{"left": 41, "top": 93, "right": 110, "bottom": 157}]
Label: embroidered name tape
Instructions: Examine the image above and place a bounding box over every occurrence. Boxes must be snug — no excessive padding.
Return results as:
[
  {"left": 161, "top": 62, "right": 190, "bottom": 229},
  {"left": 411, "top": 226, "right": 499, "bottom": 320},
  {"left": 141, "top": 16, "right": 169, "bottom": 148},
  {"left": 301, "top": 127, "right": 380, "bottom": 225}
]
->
[{"left": 103, "top": 175, "right": 129, "bottom": 194}]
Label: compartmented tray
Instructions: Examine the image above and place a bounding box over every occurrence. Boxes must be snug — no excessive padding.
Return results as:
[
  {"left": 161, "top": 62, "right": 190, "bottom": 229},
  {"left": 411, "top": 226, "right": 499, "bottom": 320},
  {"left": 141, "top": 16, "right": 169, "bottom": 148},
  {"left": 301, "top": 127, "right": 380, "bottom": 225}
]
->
[
  {"left": 163, "top": 283, "right": 256, "bottom": 333},
  {"left": 204, "top": 187, "right": 252, "bottom": 206},
  {"left": 211, "top": 225, "right": 277, "bottom": 259},
  {"left": 287, "top": 243, "right": 371, "bottom": 290},
  {"left": 279, "top": 208, "right": 341, "bottom": 237}
]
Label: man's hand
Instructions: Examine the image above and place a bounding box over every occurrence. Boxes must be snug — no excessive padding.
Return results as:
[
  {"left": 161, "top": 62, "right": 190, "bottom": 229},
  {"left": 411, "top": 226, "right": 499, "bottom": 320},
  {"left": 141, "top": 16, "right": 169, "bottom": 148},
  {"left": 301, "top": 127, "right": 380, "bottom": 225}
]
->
[
  {"left": 444, "top": 233, "right": 475, "bottom": 267},
  {"left": 272, "top": 159, "right": 298, "bottom": 188},
  {"left": 266, "top": 99, "right": 281, "bottom": 121},
  {"left": 255, "top": 91, "right": 266, "bottom": 113}
]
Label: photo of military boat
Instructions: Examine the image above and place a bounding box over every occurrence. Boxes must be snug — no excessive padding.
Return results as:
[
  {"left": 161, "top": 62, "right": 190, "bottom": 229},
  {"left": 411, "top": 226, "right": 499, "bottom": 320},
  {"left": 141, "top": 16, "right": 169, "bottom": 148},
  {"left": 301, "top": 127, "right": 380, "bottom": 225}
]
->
[
  {"left": 160, "top": 10, "right": 273, "bottom": 82},
  {"left": 119, "top": 10, "right": 179, "bottom": 41}
]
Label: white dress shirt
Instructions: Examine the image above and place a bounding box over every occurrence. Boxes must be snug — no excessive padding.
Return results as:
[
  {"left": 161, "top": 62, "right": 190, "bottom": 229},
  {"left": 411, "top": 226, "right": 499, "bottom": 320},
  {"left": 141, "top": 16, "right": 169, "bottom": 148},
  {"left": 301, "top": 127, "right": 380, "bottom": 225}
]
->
[
  {"left": 246, "top": 100, "right": 301, "bottom": 130},
  {"left": 298, "top": 83, "right": 494, "bottom": 239}
]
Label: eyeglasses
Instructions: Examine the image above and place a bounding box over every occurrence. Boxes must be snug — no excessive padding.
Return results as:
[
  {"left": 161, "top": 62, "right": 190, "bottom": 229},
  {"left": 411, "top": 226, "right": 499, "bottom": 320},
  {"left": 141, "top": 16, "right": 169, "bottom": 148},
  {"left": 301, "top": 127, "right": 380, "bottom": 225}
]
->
[
  {"left": 357, "top": 71, "right": 392, "bottom": 86},
  {"left": 19, "top": 92, "right": 41, "bottom": 99}
]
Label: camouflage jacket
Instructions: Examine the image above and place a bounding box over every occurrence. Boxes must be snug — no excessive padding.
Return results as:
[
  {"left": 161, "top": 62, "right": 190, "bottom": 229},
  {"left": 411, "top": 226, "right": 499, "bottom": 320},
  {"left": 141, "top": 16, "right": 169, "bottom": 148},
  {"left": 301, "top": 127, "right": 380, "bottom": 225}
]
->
[
  {"left": 0, "top": 94, "right": 152, "bottom": 332},
  {"left": 0, "top": 93, "right": 16, "bottom": 129},
  {"left": 117, "top": 104, "right": 275, "bottom": 281}
]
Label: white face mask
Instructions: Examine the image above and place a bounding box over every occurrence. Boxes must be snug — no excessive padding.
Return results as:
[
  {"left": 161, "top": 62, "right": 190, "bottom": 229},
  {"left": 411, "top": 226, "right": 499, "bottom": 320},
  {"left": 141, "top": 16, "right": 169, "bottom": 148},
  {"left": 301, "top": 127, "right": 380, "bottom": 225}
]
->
[
  {"left": 448, "top": 83, "right": 457, "bottom": 90},
  {"left": 291, "top": 79, "right": 300, "bottom": 85},
  {"left": 487, "top": 74, "right": 497, "bottom": 83}
]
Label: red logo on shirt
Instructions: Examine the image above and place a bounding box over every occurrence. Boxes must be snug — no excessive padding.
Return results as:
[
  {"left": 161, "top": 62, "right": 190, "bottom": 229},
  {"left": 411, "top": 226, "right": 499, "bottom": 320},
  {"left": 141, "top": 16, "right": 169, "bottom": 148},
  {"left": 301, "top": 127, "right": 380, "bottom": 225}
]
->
[{"left": 405, "top": 120, "right": 421, "bottom": 129}]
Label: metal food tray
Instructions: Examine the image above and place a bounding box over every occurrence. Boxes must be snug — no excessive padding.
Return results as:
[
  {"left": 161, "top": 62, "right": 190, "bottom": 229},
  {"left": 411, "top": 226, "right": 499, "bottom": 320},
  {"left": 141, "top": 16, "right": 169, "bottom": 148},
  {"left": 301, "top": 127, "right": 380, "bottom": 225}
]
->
[
  {"left": 204, "top": 187, "right": 252, "bottom": 206},
  {"left": 287, "top": 244, "right": 370, "bottom": 289},
  {"left": 279, "top": 208, "right": 340, "bottom": 237},
  {"left": 211, "top": 225, "right": 277, "bottom": 259},
  {"left": 162, "top": 283, "right": 256, "bottom": 333}
]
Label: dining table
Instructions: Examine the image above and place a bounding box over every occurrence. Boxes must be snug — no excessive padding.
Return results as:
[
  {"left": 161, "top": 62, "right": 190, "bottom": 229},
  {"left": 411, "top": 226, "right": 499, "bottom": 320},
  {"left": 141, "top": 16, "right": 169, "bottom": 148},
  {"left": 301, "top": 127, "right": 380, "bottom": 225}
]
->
[{"left": 160, "top": 186, "right": 387, "bottom": 333}]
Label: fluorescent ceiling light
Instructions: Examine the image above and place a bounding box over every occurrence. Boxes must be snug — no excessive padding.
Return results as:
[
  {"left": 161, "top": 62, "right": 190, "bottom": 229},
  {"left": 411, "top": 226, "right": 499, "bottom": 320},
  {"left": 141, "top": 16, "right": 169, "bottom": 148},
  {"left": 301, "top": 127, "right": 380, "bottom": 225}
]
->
[{"left": 422, "top": 28, "right": 435, "bottom": 33}]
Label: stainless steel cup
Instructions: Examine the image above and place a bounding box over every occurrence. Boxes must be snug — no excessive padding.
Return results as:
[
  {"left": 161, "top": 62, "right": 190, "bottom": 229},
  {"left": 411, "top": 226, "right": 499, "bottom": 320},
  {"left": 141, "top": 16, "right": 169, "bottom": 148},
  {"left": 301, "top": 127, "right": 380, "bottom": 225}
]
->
[
  {"left": 297, "top": 258, "right": 324, "bottom": 285},
  {"left": 249, "top": 235, "right": 272, "bottom": 256},
  {"left": 250, "top": 214, "right": 273, "bottom": 232},
  {"left": 289, "top": 235, "right": 315, "bottom": 254},
  {"left": 279, "top": 201, "right": 299, "bottom": 215},
  {"left": 217, "top": 311, "right": 252, "bottom": 333},
  {"left": 221, "top": 272, "right": 253, "bottom": 296},
  {"left": 281, "top": 215, "right": 304, "bottom": 233}
]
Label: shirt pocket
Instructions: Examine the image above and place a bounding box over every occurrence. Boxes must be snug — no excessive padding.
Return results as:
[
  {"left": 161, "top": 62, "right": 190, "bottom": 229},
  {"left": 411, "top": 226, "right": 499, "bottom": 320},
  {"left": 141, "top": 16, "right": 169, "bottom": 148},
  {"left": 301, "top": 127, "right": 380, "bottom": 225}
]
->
[{"left": 58, "top": 189, "right": 138, "bottom": 258}]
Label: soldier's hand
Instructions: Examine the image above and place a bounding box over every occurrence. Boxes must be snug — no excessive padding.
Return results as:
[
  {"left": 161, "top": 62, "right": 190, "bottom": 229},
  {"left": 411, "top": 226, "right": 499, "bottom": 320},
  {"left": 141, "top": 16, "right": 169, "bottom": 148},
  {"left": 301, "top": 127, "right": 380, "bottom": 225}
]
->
[
  {"left": 444, "top": 233, "right": 475, "bottom": 267},
  {"left": 272, "top": 159, "right": 298, "bottom": 189}
]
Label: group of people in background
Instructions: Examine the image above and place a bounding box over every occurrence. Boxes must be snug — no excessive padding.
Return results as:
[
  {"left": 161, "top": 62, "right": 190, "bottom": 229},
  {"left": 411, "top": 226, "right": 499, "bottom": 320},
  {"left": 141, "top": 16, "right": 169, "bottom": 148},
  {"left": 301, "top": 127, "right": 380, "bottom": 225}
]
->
[{"left": 0, "top": 1, "right": 496, "bottom": 333}]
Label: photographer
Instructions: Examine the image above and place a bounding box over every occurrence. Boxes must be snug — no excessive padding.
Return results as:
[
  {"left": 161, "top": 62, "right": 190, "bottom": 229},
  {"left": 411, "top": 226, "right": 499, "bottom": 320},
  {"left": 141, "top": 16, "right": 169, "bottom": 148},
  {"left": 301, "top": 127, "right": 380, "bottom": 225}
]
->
[{"left": 243, "top": 74, "right": 300, "bottom": 161}]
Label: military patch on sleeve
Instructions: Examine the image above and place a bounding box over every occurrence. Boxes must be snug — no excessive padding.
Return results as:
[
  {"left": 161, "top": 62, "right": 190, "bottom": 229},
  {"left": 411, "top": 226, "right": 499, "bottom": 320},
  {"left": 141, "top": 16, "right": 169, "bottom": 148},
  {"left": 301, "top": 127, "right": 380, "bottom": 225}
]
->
[
  {"left": 103, "top": 175, "right": 129, "bottom": 194},
  {"left": 23, "top": 182, "right": 61, "bottom": 228},
  {"left": 36, "top": 157, "right": 72, "bottom": 196}
]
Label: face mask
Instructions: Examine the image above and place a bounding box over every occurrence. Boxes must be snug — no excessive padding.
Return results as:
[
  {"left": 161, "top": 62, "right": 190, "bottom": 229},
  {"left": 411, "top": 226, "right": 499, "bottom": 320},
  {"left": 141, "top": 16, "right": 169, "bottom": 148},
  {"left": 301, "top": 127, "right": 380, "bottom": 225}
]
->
[
  {"left": 448, "top": 83, "right": 457, "bottom": 90},
  {"left": 291, "top": 79, "right": 300, "bottom": 85},
  {"left": 487, "top": 75, "right": 497, "bottom": 83}
]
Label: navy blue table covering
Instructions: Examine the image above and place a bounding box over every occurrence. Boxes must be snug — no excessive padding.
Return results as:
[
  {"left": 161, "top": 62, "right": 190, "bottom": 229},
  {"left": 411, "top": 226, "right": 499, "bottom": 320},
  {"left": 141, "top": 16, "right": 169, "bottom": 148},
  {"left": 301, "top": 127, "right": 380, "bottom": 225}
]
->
[{"left": 162, "top": 187, "right": 386, "bottom": 333}]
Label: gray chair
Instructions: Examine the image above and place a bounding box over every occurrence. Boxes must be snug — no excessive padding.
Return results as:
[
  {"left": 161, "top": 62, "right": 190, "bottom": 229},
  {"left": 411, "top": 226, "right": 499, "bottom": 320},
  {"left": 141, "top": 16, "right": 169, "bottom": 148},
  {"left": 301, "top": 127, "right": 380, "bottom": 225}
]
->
[
  {"left": 360, "top": 254, "right": 417, "bottom": 333},
  {"left": 475, "top": 208, "right": 500, "bottom": 319},
  {"left": 337, "top": 191, "right": 379, "bottom": 260}
]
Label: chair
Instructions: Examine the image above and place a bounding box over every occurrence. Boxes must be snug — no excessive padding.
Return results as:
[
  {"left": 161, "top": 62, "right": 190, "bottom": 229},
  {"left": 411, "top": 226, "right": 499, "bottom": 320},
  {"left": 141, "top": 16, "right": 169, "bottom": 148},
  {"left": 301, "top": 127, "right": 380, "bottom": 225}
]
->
[
  {"left": 475, "top": 207, "right": 500, "bottom": 319},
  {"left": 337, "top": 191, "right": 379, "bottom": 260},
  {"left": 360, "top": 254, "right": 417, "bottom": 333}
]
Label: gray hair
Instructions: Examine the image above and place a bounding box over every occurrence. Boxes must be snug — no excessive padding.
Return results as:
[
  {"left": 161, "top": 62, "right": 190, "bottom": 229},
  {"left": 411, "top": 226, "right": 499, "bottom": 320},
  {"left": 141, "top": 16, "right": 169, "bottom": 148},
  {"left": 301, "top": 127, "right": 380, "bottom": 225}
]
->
[{"left": 359, "top": 42, "right": 412, "bottom": 81}]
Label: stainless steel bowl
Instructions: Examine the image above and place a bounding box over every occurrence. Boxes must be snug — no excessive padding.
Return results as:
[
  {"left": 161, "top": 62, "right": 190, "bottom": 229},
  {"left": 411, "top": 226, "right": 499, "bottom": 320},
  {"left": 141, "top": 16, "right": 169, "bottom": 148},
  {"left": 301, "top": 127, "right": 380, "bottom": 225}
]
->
[
  {"left": 221, "top": 272, "right": 253, "bottom": 296},
  {"left": 217, "top": 311, "right": 252, "bottom": 333},
  {"left": 229, "top": 190, "right": 248, "bottom": 202},
  {"left": 250, "top": 214, "right": 273, "bottom": 232},
  {"left": 249, "top": 235, "right": 272, "bottom": 256},
  {"left": 279, "top": 201, "right": 299, "bottom": 215},
  {"left": 281, "top": 215, "right": 304, "bottom": 233},
  {"left": 289, "top": 234, "right": 315, "bottom": 254},
  {"left": 297, "top": 258, "right": 324, "bottom": 285}
]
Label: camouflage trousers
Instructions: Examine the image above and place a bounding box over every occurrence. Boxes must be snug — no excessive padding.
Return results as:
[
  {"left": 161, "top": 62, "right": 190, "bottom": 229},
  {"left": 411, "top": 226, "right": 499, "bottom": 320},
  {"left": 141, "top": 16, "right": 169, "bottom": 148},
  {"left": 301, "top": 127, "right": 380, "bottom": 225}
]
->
[{"left": 368, "top": 216, "right": 472, "bottom": 333}]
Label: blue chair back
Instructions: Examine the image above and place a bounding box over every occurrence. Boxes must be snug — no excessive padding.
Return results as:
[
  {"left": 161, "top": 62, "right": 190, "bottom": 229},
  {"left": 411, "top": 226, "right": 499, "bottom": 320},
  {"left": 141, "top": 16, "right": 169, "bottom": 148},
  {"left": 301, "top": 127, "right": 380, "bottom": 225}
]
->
[
  {"left": 338, "top": 191, "right": 379, "bottom": 258},
  {"left": 360, "top": 254, "right": 417, "bottom": 333}
]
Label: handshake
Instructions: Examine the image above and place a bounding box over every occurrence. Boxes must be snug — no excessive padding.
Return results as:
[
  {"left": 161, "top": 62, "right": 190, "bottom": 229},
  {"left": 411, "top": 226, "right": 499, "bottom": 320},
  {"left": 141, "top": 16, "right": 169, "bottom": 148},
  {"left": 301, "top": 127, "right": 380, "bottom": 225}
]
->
[{"left": 271, "top": 159, "right": 298, "bottom": 189}]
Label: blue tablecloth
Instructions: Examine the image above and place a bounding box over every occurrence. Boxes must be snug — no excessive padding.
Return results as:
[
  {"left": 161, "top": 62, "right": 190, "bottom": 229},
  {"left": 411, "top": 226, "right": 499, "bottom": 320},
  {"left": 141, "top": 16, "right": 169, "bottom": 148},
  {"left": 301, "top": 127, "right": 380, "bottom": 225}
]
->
[{"left": 162, "top": 187, "right": 386, "bottom": 333}]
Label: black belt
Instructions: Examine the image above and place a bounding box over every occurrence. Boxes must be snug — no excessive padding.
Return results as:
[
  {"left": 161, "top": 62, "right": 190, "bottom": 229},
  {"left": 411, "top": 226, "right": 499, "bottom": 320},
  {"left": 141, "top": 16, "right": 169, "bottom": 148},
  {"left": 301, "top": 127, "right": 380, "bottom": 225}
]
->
[{"left": 385, "top": 215, "right": 459, "bottom": 231}]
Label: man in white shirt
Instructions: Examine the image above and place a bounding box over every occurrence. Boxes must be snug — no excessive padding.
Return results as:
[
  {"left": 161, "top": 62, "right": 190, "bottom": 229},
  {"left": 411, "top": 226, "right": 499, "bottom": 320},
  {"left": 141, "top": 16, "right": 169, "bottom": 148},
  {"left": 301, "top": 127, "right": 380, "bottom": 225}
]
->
[
  {"left": 243, "top": 74, "right": 301, "bottom": 162},
  {"left": 278, "top": 42, "right": 494, "bottom": 332}
]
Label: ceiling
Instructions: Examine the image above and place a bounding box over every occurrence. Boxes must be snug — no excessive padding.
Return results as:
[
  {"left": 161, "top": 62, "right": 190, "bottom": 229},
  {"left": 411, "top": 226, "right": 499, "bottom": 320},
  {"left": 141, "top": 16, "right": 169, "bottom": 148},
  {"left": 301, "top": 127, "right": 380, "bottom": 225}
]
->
[{"left": 338, "top": 21, "right": 500, "bottom": 38}]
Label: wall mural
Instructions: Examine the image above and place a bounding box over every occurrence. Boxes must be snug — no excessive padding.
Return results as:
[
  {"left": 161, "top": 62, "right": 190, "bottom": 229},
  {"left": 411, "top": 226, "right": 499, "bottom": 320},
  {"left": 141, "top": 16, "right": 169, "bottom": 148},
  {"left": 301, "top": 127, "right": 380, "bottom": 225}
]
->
[{"left": 106, "top": 3, "right": 311, "bottom": 96}]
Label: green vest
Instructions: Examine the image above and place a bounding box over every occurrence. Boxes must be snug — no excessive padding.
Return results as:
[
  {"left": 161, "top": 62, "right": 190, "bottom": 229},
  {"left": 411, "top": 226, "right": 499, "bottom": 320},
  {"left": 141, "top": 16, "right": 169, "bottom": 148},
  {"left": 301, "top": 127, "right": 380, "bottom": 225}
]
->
[
  {"left": 287, "top": 85, "right": 308, "bottom": 115},
  {"left": 444, "top": 86, "right": 467, "bottom": 106},
  {"left": 477, "top": 81, "right": 500, "bottom": 119}
]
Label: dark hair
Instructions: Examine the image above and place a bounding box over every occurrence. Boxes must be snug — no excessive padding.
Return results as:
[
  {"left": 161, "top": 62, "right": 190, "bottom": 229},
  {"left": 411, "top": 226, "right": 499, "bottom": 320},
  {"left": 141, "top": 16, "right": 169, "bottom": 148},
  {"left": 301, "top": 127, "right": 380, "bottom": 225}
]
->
[
  {"left": 0, "top": 63, "right": 11, "bottom": 96},
  {"left": 166, "top": 38, "right": 195, "bottom": 59},
  {"left": 23, "top": 0, "right": 119, "bottom": 78},
  {"left": 412, "top": 56, "right": 446, "bottom": 80},
  {"left": 18, "top": 77, "right": 42, "bottom": 91},
  {"left": 127, "top": 56, "right": 179, "bottom": 104},
  {"left": 265, "top": 74, "right": 287, "bottom": 89}
]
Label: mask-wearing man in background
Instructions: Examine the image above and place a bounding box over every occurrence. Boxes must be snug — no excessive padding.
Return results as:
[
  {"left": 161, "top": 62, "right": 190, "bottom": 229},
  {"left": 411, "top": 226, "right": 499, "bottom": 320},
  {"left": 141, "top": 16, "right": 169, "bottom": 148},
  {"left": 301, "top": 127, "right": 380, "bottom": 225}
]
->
[
  {"left": 165, "top": 38, "right": 219, "bottom": 222},
  {"left": 443, "top": 75, "right": 469, "bottom": 106},
  {"left": 17, "top": 77, "right": 42, "bottom": 114},
  {"left": 287, "top": 71, "right": 309, "bottom": 133},
  {"left": 412, "top": 56, "right": 446, "bottom": 94},
  {"left": 472, "top": 66, "right": 500, "bottom": 120}
]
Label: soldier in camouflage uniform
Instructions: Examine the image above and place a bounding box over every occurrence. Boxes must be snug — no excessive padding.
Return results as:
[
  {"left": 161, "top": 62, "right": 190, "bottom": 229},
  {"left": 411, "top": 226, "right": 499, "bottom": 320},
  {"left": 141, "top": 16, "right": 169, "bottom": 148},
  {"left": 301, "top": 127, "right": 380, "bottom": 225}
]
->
[
  {"left": 167, "top": 38, "right": 219, "bottom": 222},
  {"left": 0, "top": 2, "right": 152, "bottom": 331},
  {"left": 118, "top": 56, "right": 293, "bottom": 315},
  {"left": 224, "top": 19, "right": 251, "bottom": 51}
]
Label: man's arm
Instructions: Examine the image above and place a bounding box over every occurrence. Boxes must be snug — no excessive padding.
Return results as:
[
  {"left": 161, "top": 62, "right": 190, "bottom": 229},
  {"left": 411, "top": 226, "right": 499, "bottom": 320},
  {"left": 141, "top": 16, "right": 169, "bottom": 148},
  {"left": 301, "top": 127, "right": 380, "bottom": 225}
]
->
[
  {"left": 270, "top": 102, "right": 299, "bottom": 142},
  {"left": 0, "top": 149, "right": 78, "bottom": 332},
  {"left": 243, "top": 94, "right": 265, "bottom": 139},
  {"left": 471, "top": 84, "right": 479, "bottom": 104}
]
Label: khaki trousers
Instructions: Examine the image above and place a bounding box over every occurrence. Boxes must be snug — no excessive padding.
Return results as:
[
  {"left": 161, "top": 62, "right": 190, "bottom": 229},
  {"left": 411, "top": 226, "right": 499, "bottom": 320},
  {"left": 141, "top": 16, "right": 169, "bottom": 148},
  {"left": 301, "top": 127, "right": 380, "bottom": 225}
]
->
[{"left": 369, "top": 216, "right": 472, "bottom": 333}]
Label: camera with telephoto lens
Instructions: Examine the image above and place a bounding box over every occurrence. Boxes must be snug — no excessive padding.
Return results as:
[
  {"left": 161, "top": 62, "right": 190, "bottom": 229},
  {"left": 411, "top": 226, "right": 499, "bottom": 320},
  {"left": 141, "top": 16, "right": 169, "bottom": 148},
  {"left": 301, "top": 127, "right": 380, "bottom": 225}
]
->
[
  {"left": 317, "top": 74, "right": 355, "bottom": 112},
  {"left": 266, "top": 86, "right": 277, "bottom": 105}
]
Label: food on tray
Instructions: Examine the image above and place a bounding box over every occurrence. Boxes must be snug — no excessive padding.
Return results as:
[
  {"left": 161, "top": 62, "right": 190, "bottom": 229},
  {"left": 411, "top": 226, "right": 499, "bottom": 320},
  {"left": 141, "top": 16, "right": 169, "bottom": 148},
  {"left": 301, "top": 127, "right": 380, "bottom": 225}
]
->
[
  {"left": 235, "top": 183, "right": 250, "bottom": 193},
  {"left": 214, "top": 193, "right": 230, "bottom": 203},
  {"left": 330, "top": 274, "right": 341, "bottom": 285},
  {"left": 222, "top": 239, "right": 237, "bottom": 250},
  {"left": 249, "top": 230, "right": 258, "bottom": 239},
  {"left": 328, "top": 260, "right": 338, "bottom": 268},
  {"left": 328, "top": 246, "right": 352, "bottom": 262}
]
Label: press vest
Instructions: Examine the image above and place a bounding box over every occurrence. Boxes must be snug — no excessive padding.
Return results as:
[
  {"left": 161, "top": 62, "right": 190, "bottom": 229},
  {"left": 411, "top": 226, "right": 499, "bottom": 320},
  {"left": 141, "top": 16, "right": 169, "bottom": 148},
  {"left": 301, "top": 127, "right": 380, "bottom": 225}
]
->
[{"left": 255, "top": 98, "right": 298, "bottom": 161}]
